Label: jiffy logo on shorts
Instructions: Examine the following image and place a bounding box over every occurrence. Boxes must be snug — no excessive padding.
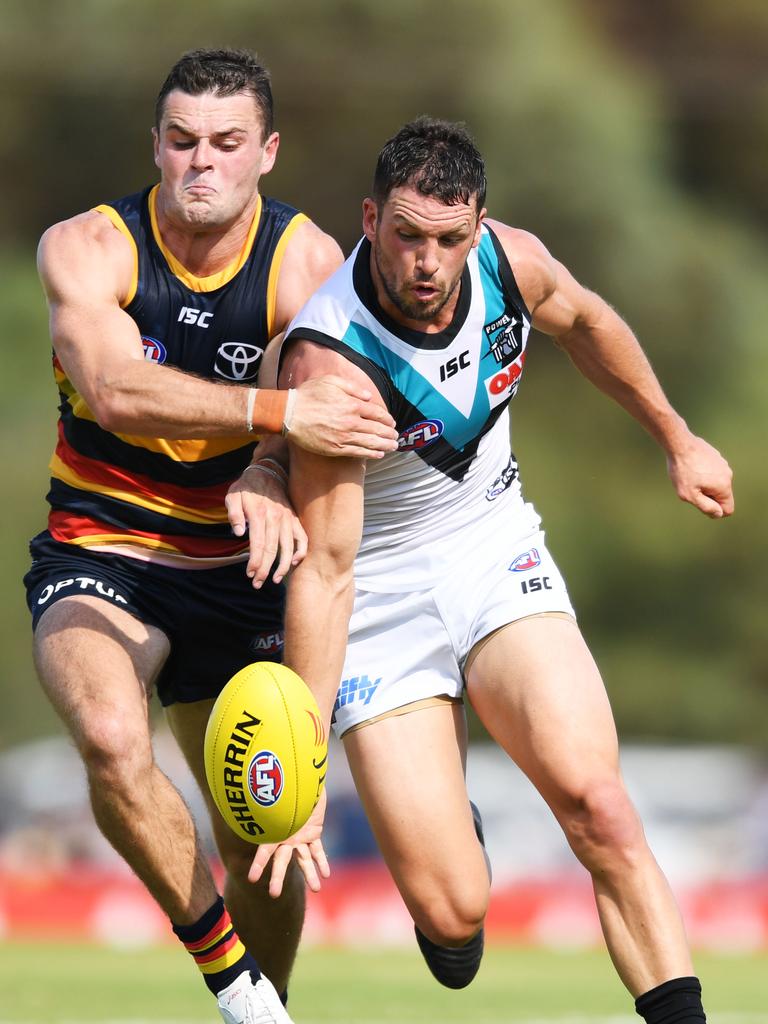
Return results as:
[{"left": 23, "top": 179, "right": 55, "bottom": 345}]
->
[{"left": 37, "top": 577, "right": 128, "bottom": 606}]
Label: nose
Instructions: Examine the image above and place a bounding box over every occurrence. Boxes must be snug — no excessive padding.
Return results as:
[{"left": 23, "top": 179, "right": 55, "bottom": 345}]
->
[
  {"left": 190, "top": 137, "right": 214, "bottom": 170},
  {"left": 415, "top": 241, "right": 439, "bottom": 278}
]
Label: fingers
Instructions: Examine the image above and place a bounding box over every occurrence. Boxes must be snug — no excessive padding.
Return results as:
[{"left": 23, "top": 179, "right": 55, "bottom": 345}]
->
[
  {"left": 248, "top": 843, "right": 275, "bottom": 884},
  {"left": 267, "top": 845, "right": 293, "bottom": 899},
  {"left": 225, "top": 491, "right": 247, "bottom": 538},
  {"left": 272, "top": 513, "right": 296, "bottom": 584},
  {"left": 291, "top": 518, "right": 308, "bottom": 567}
]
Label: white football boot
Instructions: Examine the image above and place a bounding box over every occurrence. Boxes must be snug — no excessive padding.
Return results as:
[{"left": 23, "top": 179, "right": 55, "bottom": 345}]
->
[{"left": 216, "top": 970, "right": 294, "bottom": 1024}]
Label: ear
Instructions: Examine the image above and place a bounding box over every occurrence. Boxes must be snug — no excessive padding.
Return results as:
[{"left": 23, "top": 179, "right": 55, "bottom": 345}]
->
[
  {"left": 471, "top": 207, "right": 487, "bottom": 249},
  {"left": 259, "top": 131, "right": 280, "bottom": 176},
  {"left": 362, "top": 197, "right": 378, "bottom": 243},
  {"left": 152, "top": 126, "right": 160, "bottom": 170}
]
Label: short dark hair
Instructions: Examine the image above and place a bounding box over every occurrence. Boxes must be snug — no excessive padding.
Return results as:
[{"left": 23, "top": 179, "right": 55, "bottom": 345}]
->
[
  {"left": 372, "top": 116, "right": 487, "bottom": 210},
  {"left": 155, "top": 48, "right": 274, "bottom": 139}
]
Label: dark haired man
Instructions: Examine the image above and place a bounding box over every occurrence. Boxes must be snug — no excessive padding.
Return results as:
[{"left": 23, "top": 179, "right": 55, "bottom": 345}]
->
[
  {"left": 257, "top": 117, "right": 733, "bottom": 1024},
  {"left": 25, "top": 49, "right": 397, "bottom": 1024}
]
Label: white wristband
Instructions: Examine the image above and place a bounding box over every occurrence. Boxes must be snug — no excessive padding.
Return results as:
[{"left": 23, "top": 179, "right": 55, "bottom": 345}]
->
[
  {"left": 245, "top": 388, "right": 258, "bottom": 433},
  {"left": 281, "top": 388, "right": 297, "bottom": 436}
]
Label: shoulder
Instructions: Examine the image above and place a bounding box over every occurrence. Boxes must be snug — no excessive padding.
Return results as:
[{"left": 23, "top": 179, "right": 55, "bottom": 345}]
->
[
  {"left": 271, "top": 218, "right": 344, "bottom": 334},
  {"left": 284, "top": 219, "right": 344, "bottom": 279},
  {"left": 483, "top": 218, "right": 558, "bottom": 314},
  {"left": 38, "top": 209, "right": 136, "bottom": 305}
]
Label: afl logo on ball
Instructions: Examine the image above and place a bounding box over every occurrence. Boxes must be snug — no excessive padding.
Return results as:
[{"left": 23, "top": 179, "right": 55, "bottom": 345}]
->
[
  {"left": 248, "top": 751, "right": 284, "bottom": 807},
  {"left": 142, "top": 337, "right": 167, "bottom": 364},
  {"left": 398, "top": 419, "right": 444, "bottom": 451}
]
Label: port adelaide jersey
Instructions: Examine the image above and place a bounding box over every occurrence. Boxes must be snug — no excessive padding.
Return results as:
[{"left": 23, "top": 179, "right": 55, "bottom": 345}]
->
[
  {"left": 284, "top": 224, "right": 542, "bottom": 590},
  {"left": 48, "top": 185, "right": 307, "bottom": 560}
]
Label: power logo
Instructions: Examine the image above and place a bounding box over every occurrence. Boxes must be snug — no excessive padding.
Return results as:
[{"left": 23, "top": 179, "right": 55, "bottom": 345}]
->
[{"left": 248, "top": 751, "right": 284, "bottom": 807}]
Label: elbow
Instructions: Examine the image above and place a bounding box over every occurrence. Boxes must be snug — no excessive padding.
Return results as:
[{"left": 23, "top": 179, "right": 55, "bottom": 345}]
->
[{"left": 90, "top": 386, "right": 125, "bottom": 433}]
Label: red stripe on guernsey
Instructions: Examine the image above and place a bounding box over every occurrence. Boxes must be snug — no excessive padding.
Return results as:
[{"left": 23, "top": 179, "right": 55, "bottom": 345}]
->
[
  {"left": 48, "top": 511, "right": 248, "bottom": 558},
  {"left": 185, "top": 909, "right": 233, "bottom": 953},
  {"left": 54, "top": 422, "right": 231, "bottom": 509},
  {"left": 194, "top": 932, "right": 240, "bottom": 965}
]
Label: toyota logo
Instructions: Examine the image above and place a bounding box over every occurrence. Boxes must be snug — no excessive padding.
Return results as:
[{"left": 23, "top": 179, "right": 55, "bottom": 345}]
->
[{"left": 214, "top": 342, "right": 264, "bottom": 381}]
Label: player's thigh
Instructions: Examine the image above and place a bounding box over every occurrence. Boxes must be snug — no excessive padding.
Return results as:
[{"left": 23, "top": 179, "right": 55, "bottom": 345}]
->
[
  {"left": 343, "top": 702, "right": 489, "bottom": 927},
  {"left": 465, "top": 615, "right": 621, "bottom": 816},
  {"left": 166, "top": 698, "right": 265, "bottom": 873},
  {"left": 33, "top": 595, "right": 170, "bottom": 755}
]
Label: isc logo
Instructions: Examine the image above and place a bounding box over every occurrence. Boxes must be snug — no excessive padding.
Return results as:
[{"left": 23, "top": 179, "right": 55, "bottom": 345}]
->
[
  {"left": 397, "top": 419, "right": 444, "bottom": 451},
  {"left": 177, "top": 306, "right": 213, "bottom": 327},
  {"left": 248, "top": 751, "right": 284, "bottom": 806}
]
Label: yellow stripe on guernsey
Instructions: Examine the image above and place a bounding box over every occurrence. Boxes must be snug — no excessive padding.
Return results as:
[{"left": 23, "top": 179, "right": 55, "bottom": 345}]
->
[
  {"left": 53, "top": 365, "right": 249, "bottom": 462},
  {"left": 266, "top": 212, "right": 309, "bottom": 337},
  {"left": 91, "top": 205, "right": 140, "bottom": 308},
  {"left": 198, "top": 938, "right": 248, "bottom": 975},
  {"left": 49, "top": 452, "right": 229, "bottom": 524},
  {"left": 149, "top": 185, "right": 263, "bottom": 292}
]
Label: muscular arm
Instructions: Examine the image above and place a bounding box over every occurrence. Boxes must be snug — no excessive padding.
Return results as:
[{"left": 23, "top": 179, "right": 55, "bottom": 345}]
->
[
  {"left": 489, "top": 219, "right": 734, "bottom": 518},
  {"left": 38, "top": 211, "right": 397, "bottom": 453},
  {"left": 279, "top": 341, "right": 370, "bottom": 725},
  {"left": 40, "top": 213, "right": 269, "bottom": 437}
]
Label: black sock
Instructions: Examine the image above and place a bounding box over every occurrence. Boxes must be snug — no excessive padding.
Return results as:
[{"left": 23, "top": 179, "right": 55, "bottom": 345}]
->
[
  {"left": 635, "top": 976, "right": 706, "bottom": 1024},
  {"left": 172, "top": 896, "right": 261, "bottom": 995}
]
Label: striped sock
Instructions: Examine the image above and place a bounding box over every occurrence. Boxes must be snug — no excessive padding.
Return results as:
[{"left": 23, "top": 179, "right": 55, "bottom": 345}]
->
[{"left": 173, "top": 896, "right": 261, "bottom": 995}]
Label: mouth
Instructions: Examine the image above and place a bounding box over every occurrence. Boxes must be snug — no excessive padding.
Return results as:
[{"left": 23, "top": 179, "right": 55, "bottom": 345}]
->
[
  {"left": 411, "top": 282, "right": 440, "bottom": 302},
  {"left": 185, "top": 183, "right": 215, "bottom": 197}
]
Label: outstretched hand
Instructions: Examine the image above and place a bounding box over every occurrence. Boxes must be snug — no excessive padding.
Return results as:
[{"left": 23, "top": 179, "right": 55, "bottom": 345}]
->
[
  {"left": 248, "top": 789, "right": 329, "bottom": 898},
  {"left": 225, "top": 463, "right": 307, "bottom": 587},
  {"left": 288, "top": 376, "right": 398, "bottom": 458},
  {"left": 667, "top": 435, "right": 734, "bottom": 518}
]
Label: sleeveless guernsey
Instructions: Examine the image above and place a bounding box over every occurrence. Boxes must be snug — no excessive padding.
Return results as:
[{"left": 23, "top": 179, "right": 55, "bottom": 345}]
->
[
  {"left": 47, "top": 185, "right": 307, "bottom": 560},
  {"left": 285, "top": 224, "right": 541, "bottom": 591}
]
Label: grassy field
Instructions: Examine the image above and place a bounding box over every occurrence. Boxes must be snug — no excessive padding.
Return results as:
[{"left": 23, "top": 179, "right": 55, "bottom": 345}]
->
[{"left": 0, "top": 941, "right": 765, "bottom": 1023}]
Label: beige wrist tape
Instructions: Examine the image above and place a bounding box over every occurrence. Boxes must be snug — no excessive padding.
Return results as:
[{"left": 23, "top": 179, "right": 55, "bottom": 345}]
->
[{"left": 246, "top": 388, "right": 289, "bottom": 435}]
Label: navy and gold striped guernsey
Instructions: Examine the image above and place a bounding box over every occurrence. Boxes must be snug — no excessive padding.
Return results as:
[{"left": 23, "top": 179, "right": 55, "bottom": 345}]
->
[{"left": 47, "top": 185, "right": 307, "bottom": 560}]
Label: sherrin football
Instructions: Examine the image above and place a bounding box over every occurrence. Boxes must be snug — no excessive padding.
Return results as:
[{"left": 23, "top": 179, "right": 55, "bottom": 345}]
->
[{"left": 204, "top": 663, "right": 327, "bottom": 845}]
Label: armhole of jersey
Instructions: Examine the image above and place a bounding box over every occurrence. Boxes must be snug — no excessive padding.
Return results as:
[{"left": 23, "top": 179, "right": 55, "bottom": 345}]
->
[
  {"left": 91, "top": 204, "right": 139, "bottom": 308},
  {"left": 266, "top": 213, "right": 310, "bottom": 338},
  {"left": 484, "top": 225, "right": 532, "bottom": 322},
  {"left": 282, "top": 327, "right": 396, "bottom": 415}
]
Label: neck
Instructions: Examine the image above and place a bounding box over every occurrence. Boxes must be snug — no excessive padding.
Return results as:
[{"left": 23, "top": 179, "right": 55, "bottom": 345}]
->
[{"left": 154, "top": 189, "right": 260, "bottom": 278}]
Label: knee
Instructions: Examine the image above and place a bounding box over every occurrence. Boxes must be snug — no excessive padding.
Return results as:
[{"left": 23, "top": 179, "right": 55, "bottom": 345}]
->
[
  {"left": 78, "top": 713, "right": 152, "bottom": 789},
  {"left": 413, "top": 886, "right": 488, "bottom": 947},
  {"left": 561, "top": 778, "right": 646, "bottom": 873}
]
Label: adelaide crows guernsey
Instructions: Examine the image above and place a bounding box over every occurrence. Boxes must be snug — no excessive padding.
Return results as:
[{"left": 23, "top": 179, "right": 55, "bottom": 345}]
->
[
  {"left": 285, "top": 224, "right": 542, "bottom": 591},
  {"left": 48, "top": 185, "right": 307, "bottom": 562}
]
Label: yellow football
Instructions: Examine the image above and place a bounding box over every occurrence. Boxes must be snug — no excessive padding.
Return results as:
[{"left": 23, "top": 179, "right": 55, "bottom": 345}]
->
[{"left": 204, "top": 662, "right": 327, "bottom": 845}]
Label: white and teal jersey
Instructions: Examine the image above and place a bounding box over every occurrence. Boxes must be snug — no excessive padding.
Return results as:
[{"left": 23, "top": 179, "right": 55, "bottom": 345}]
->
[{"left": 285, "top": 224, "right": 542, "bottom": 591}]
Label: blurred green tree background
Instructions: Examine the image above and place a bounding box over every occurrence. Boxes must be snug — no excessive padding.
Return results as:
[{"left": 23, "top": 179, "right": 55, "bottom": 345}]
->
[{"left": 1, "top": 0, "right": 765, "bottom": 749}]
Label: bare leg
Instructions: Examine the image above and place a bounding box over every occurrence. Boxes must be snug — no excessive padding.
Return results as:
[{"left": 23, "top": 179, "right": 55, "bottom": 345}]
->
[
  {"left": 33, "top": 597, "right": 218, "bottom": 923},
  {"left": 343, "top": 702, "right": 489, "bottom": 946},
  {"left": 167, "top": 699, "right": 305, "bottom": 993},
  {"left": 465, "top": 615, "right": 694, "bottom": 996}
]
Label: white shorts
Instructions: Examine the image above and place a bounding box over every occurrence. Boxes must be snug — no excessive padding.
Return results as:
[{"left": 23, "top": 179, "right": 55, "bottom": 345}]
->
[{"left": 332, "top": 528, "right": 575, "bottom": 736}]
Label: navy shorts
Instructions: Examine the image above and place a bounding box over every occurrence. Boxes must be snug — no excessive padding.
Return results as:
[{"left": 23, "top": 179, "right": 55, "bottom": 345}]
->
[{"left": 23, "top": 532, "right": 285, "bottom": 706}]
